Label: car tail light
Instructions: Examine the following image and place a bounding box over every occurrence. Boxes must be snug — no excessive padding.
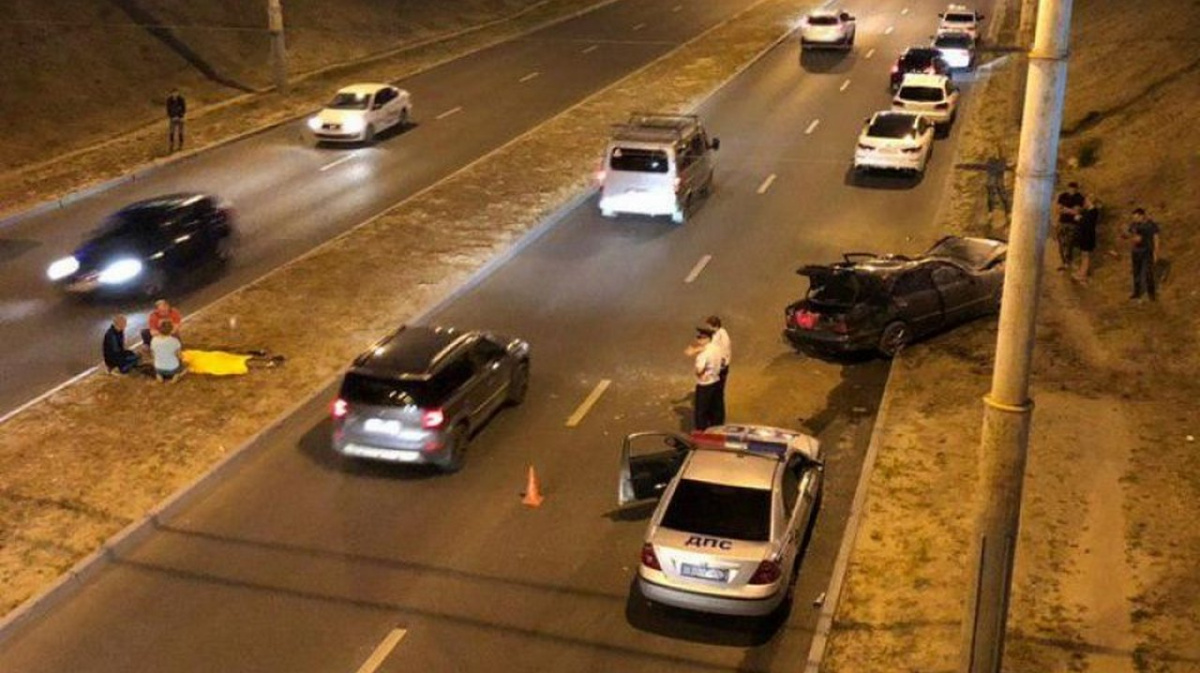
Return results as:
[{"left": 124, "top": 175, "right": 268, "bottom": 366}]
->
[
  {"left": 748, "top": 559, "right": 782, "bottom": 585},
  {"left": 640, "top": 543, "right": 662, "bottom": 570},
  {"left": 793, "top": 309, "right": 818, "bottom": 329},
  {"left": 332, "top": 398, "right": 349, "bottom": 419},
  {"left": 934, "top": 102, "right": 949, "bottom": 110},
  {"left": 421, "top": 408, "right": 445, "bottom": 429}
]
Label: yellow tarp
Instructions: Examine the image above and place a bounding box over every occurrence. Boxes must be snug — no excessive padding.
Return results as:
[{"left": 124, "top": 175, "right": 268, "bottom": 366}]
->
[{"left": 181, "top": 350, "right": 253, "bottom": 376}]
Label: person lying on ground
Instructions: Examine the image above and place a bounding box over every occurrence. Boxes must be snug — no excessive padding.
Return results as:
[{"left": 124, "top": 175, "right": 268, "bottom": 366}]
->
[{"left": 180, "top": 349, "right": 286, "bottom": 376}]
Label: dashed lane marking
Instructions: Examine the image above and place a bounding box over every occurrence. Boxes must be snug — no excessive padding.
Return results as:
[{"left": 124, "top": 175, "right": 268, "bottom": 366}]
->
[
  {"left": 805, "top": 119, "right": 821, "bottom": 135},
  {"left": 839, "top": 79, "right": 851, "bottom": 92},
  {"left": 319, "top": 154, "right": 356, "bottom": 172},
  {"left": 884, "top": 25, "right": 894, "bottom": 35},
  {"left": 866, "top": 48, "right": 876, "bottom": 59},
  {"left": 566, "top": 380, "right": 612, "bottom": 428},
  {"left": 519, "top": 71, "right": 540, "bottom": 83},
  {"left": 901, "top": 7, "right": 909, "bottom": 15},
  {"left": 633, "top": 22, "right": 646, "bottom": 31},
  {"left": 756, "top": 174, "right": 777, "bottom": 195},
  {"left": 355, "top": 629, "right": 407, "bottom": 673},
  {"left": 435, "top": 106, "right": 463, "bottom": 120},
  {"left": 685, "top": 254, "right": 713, "bottom": 283},
  {"left": 582, "top": 44, "right": 598, "bottom": 53}
]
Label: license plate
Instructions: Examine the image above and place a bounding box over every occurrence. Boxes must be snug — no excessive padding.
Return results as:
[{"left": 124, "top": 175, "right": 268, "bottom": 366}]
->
[
  {"left": 680, "top": 564, "right": 728, "bottom": 581},
  {"left": 363, "top": 418, "right": 401, "bottom": 435}
]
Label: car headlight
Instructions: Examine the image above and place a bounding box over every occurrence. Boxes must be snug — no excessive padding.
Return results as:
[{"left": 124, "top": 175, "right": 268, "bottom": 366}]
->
[
  {"left": 307, "top": 117, "right": 323, "bottom": 132},
  {"left": 342, "top": 117, "right": 366, "bottom": 134},
  {"left": 97, "top": 258, "right": 145, "bottom": 285},
  {"left": 47, "top": 256, "right": 80, "bottom": 281}
]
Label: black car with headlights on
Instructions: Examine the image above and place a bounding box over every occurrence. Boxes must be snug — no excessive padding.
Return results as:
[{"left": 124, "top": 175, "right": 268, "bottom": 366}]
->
[
  {"left": 46, "top": 193, "right": 235, "bottom": 297},
  {"left": 784, "top": 236, "right": 1007, "bottom": 358}
]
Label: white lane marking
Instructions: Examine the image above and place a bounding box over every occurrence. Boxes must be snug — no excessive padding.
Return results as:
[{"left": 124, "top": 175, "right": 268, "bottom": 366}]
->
[
  {"left": 805, "top": 119, "right": 821, "bottom": 135},
  {"left": 901, "top": 7, "right": 909, "bottom": 15},
  {"left": 566, "top": 379, "right": 611, "bottom": 428},
  {"left": 319, "top": 154, "right": 356, "bottom": 172},
  {"left": 839, "top": 79, "right": 851, "bottom": 92},
  {"left": 435, "top": 106, "right": 463, "bottom": 120},
  {"left": 756, "top": 174, "right": 777, "bottom": 195},
  {"left": 884, "top": 25, "right": 895, "bottom": 35},
  {"left": 519, "top": 71, "right": 540, "bottom": 83},
  {"left": 582, "top": 44, "right": 598, "bottom": 54},
  {"left": 684, "top": 254, "right": 713, "bottom": 283},
  {"left": 672, "top": 4, "right": 682, "bottom": 11},
  {"left": 633, "top": 22, "right": 646, "bottom": 31},
  {"left": 866, "top": 48, "right": 876, "bottom": 59},
  {"left": 355, "top": 628, "right": 407, "bottom": 673}
]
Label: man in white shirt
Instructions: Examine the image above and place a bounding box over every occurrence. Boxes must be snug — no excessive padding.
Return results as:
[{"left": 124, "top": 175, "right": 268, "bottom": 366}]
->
[
  {"left": 705, "top": 315, "right": 731, "bottom": 425},
  {"left": 686, "top": 326, "right": 722, "bottom": 431}
]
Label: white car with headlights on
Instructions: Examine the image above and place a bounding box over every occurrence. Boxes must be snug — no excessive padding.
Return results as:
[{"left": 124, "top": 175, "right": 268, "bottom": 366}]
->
[
  {"left": 46, "top": 193, "right": 235, "bottom": 297},
  {"left": 892, "top": 73, "right": 961, "bottom": 128},
  {"left": 931, "top": 30, "right": 976, "bottom": 70},
  {"left": 308, "top": 83, "right": 411, "bottom": 145},
  {"left": 799, "top": 9, "right": 856, "bottom": 50},
  {"left": 854, "top": 111, "right": 935, "bottom": 175},
  {"left": 619, "top": 425, "right": 823, "bottom": 617}
]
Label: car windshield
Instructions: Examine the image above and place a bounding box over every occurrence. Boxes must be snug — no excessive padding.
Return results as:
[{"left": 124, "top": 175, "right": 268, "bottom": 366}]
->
[
  {"left": 340, "top": 372, "right": 437, "bottom": 408},
  {"left": 807, "top": 15, "right": 840, "bottom": 25},
  {"left": 898, "top": 86, "right": 945, "bottom": 102},
  {"left": 806, "top": 270, "right": 862, "bottom": 306},
  {"left": 326, "top": 92, "right": 371, "bottom": 110},
  {"left": 936, "top": 34, "right": 972, "bottom": 48},
  {"left": 660, "top": 479, "right": 771, "bottom": 542},
  {"left": 944, "top": 13, "right": 974, "bottom": 23},
  {"left": 609, "top": 147, "right": 670, "bottom": 173},
  {"left": 867, "top": 115, "right": 916, "bottom": 138}
]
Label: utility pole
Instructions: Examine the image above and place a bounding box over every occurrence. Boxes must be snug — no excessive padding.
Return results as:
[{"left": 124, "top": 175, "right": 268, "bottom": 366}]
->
[
  {"left": 960, "top": 1, "right": 1073, "bottom": 672},
  {"left": 267, "top": 0, "right": 289, "bottom": 93}
]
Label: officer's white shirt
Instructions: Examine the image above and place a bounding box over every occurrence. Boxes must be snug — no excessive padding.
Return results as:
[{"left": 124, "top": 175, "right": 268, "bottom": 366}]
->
[
  {"left": 694, "top": 342, "right": 721, "bottom": 386},
  {"left": 712, "top": 327, "right": 731, "bottom": 369}
]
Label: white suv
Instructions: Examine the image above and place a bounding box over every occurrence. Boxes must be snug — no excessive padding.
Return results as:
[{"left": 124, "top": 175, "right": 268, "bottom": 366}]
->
[
  {"left": 619, "top": 425, "right": 823, "bottom": 617},
  {"left": 308, "top": 83, "right": 412, "bottom": 145},
  {"left": 892, "top": 73, "right": 960, "bottom": 127},
  {"left": 799, "top": 10, "right": 856, "bottom": 50},
  {"left": 939, "top": 4, "right": 984, "bottom": 39},
  {"left": 854, "top": 112, "right": 936, "bottom": 175}
]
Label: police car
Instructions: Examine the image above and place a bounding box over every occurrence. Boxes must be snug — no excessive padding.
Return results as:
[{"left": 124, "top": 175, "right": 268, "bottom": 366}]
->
[
  {"left": 618, "top": 424, "right": 823, "bottom": 617},
  {"left": 938, "top": 4, "right": 985, "bottom": 39}
]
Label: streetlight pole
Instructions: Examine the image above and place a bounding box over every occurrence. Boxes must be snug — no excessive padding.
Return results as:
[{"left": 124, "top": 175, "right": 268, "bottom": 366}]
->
[
  {"left": 267, "top": 0, "right": 289, "bottom": 93},
  {"left": 960, "top": 0, "right": 1073, "bottom": 672}
]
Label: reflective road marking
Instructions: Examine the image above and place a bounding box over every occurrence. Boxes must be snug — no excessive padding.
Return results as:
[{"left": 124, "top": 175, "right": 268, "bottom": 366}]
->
[
  {"left": 519, "top": 71, "right": 540, "bottom": 83},
  {"left": 805, "top": 119, "right": 821, "bottom": 135},
  {"left": 435, "top": 106, "right": 463, "bottom": 120},
  {"left": 685, "top": 254, "right": 713, "bottom": 282},
  {"left": 901, "top": 7, "right": 910, "bottom": 15},
  {"left": 884, "top": 25, "right": 895, "bottom": 35},
  {"left": 633, "top": 22, "right": 646, "bottom": 31},
  {"left": 866, "top": 48, "right": 876, "bottom": 59},
  {"left": 319, "top": 154, "right": 356, "bottom": 172},
  {"left": 756, "top": 174, "right": 777, "bottom": 195},
  {"left": 566, "top": 380, "right": 611, "bottom": 427},
  {"left": 355, "top": 628, "right": 406, "bottom": 673},
  {"left": 840, "top": 79, "right": 851, "bottom": 92},
  {"left": 582, "top": 44, "right": 598, "bottom": 53}
]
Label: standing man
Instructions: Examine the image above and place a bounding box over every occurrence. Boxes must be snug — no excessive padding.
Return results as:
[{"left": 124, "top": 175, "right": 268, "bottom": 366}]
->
[
  {"left": 705, "top": 315, "right": 731, "bottom": 425},
  {"left": 1054, "top": 181, "right": 1085, "bottom": 271},
  {"left": 103, "top": 314, "right": 140, "bottom": 374},
  {"left": 685, "top": 326, "right": 721, "bottom": 432},
  {"left": 1073, "top": 197, "right": 1101, "bottom": 282},
  {"left": 1124, "top": 207, "right": 1161, "bottom": 301},
  {"left": 166, "top": 88, "right": 187, "bottom": 153}
]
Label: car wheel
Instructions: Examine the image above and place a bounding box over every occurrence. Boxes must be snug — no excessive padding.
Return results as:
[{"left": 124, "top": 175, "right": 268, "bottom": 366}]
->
[
  {"left": 363, "top": 124, "right": 376, "bottom": 145},
  {"left": 141, "top": 269, "right": 167, "bottom": 298},
  {"left": 878, "top": 321, "right": 910, "bottom": 358},
  {"left": 439, "top": 423, "right": 469, "bottom": 473},
  {"left": 506, "top": 360, "right": 530, "bottom": 406}
]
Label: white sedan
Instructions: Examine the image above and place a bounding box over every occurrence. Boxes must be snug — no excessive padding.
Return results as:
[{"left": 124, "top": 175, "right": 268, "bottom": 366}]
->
[
  {"left": 308, "top": 83, "right": 412, "bottom": 145},
  {"left": 939, "top": 4, "right": 985, "bottom": 39},
  {"left": 893, "top": 73, "right": 961, "bottom": 126},
  {"left": 799, "top": 10, "right": 856, "bottom": 50},
  {"left": 932, "top": 30, "right": 976, "bottom": 70},
  {"left": 854, "top": 112, "right": 936, "bottom": 175}
]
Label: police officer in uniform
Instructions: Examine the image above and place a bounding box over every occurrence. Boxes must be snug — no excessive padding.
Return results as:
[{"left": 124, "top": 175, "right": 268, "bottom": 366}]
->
[
  {"left": 686, "top": 326, "right": 722, "bottom": 431},
  {"left": 705, "top": 315, "right": 731, "bottom": 425}
]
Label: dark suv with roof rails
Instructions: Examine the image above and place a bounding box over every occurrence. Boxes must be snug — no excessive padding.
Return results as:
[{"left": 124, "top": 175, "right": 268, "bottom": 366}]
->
[{"left": 332, "top": 325, "right": 531, "bottom": 472}]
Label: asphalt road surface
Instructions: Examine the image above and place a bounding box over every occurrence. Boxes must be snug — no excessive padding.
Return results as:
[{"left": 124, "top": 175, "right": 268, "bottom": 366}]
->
[
  {"left": 0, "top": 0, "right": 999, "bottom": 669},
  {"left": 0, "top": 0, "right": 761, "bottom": 418}
]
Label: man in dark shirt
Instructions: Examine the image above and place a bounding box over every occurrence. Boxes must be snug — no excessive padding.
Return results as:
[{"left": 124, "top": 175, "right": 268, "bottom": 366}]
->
[
  {"left": 166, "top": 88, "right": 187, "bottom": 152},
  {"left": 1125, "top": 207, "right": 1161, "bottom": 300},
  {"left": 1055, "top": 182, "right": 1085, "bottom": 270},
  {"left": 1073, "top": 197, "right": 1101, "bottom": 282},
  {"left": 103, "top": 314, "right": 140, "bottom": 374}
]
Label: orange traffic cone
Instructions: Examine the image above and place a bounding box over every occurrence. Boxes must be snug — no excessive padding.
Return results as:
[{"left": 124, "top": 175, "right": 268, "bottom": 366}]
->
[{"left": 521, "top": 465, "right": 544, "bottom": 508}]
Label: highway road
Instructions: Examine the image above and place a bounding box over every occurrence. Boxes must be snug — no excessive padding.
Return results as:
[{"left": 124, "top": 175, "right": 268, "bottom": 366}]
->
[
  {"left": 0, "top": 0, "right": 762, "bottom": 418},
  {"left": 0, "top": 0, "right": 999, "bottom": 669}
]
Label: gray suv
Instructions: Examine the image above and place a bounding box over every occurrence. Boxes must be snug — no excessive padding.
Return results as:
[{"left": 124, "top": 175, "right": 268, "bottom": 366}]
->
[{"left": 332, "top": 325, "right": 531, "bottom": 472}]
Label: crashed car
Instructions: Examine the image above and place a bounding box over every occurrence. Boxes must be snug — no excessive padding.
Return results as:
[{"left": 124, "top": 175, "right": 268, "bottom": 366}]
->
[
  {"left": 783, "top": 236, "right": 1007, "bottom": 357},
  {"left": 619, "top": 425, "right": 823, "bottom": 617}
]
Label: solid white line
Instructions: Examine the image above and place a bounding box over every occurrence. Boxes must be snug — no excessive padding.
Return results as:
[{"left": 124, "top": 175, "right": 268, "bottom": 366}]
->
[
  {"left": 839, "top": 79, "right": 851, "bottom": 92},
  {"left": 865, "top": 48, "right": 876, "bottom": 59},
  {"left": 805, "top": 119, "right": 821, "bottom": 135},
  {"left": 519, "top": 71, "right": 540, "bottom": 83},
  {"left": 755, "top": 174, "right": 777, "bottom": 195},
  {"left": 582, "top": 44, "right": 598, "bottom": 54},
  {"left": 356, "top": 628, "right": 407, "bottom": 673},
  {"left": 901, "top": 7, "right": 909, "bottom": 15},
  {"left": 319, "top": 154, "right": 355, "bottom": 172},
  {"left": 684, "top": 254, "right": 713, "bottom": 283},
  {"left": 566, "top": 380, "right": 611, "bottom": 428},
  {"left": 632, "top": 22, "right": 646, "bottom": 31},
  {"left": 884, "top": 25, "right": 895, "bottom": 35},
  {"left": 435, "top": 106, "right": 463, "bottom": 120}
]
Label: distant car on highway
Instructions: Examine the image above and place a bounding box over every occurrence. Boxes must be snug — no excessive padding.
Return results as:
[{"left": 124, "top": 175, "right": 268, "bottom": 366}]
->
[
  {"left": 332, "top": 325, "right": 530, "bottom": 472},
  {"left": 931, "top": 31, "right": 976, "bottom": 70},
  {"left": 799, "top": 9, "right": 856, "bottom": 50},
  {"left": 308, "top": 83, "right": 412, "bottom": 145},
  {"left": 598, "top": 112, "right": 719, "bottom": 224},
  {"left": 46, "top": 193, "right": 235, "bottom": 297},
  {"left": 619, "top": 425, "right": 823, "bottom": 617},
  {"left": 784, "top": 236, "right": 1007, "bottom": 357},
  {"left": 890, "top": 47, "right": 951, "bottom": 92},
  {"left": 853, "top": 111, "right": 936, "bottom": 176},
  {"left": 892, "top": 73, "right": 960, "bottom": 129},
  {"left": 938, "top": 4, "right": 985, "bottom": 39}
]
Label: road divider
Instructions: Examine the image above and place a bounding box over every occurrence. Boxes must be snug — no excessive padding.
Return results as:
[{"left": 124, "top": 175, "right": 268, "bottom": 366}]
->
[{"left": 566, "top": 379, "right": 611, "bottom": 428}]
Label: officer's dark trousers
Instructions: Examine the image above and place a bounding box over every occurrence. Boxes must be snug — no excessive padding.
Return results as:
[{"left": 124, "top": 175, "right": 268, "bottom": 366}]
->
[
  {"left": 1132, "top": 250, "right": 1156, "bottom": 299},
  {"left": 694, "top": 383, "right": 720, "bottom": 432},
  {"left": 713, "top": 366, "right": 728, "bottom": 426}
]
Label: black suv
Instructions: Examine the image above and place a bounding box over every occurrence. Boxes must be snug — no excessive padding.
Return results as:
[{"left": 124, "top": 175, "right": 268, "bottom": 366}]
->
[
  {"left": 332, "top": 325, "right": 531, "bottom": 472},
  {"left": 889, "top": 47, "right": 951, "bottom": 91},
  {"left": 46, "top": 192, "right": 236, "bottom": 297}
]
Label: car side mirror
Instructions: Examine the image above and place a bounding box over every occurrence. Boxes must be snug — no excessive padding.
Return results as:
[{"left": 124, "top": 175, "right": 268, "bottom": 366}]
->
[{"left": 710, "top": 138, "right": 720, "bottom": 151}]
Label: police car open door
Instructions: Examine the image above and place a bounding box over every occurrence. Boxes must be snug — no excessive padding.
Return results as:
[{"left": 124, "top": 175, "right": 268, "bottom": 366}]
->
[{"left": 618, "top": 432, "right": 689, "bottom": 507}]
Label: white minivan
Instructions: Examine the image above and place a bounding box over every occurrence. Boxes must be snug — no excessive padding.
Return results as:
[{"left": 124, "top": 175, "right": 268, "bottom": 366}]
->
[{"left": 598, "top": 113, "right": 719, "bottom": 224}]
